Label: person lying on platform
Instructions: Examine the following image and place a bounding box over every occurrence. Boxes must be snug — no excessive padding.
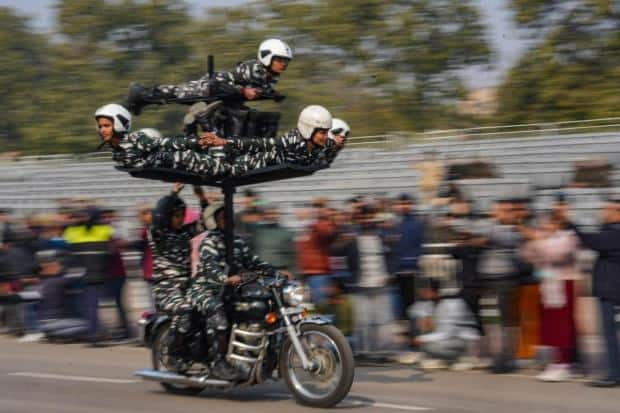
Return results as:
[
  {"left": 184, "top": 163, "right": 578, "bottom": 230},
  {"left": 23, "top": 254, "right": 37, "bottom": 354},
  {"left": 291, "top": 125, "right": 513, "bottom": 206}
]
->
[
  {"left": 126, "top": 39, "right": 292, "bottom": 115},
  {"left": 95, "top": 103, "right": 230, "bottom": 176},
  {"left": 200, "top": 105, "right": 344, "bottom": 176}
]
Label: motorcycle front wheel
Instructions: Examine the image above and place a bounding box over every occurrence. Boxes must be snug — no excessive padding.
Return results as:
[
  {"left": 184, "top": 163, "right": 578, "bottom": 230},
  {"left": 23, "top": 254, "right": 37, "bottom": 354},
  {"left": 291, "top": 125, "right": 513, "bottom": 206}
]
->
[
  {"left": 152, "top": 324, "right": 203, "bottom": 395},
  {"left": 280, "top": 324, "right": 354, "bottom": 408}
]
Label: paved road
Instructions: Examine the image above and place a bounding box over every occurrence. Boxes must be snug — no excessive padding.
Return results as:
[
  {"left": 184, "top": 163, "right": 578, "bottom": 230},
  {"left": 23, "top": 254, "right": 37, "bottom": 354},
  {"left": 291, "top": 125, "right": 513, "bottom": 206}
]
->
[{"left": 0, "top": 335, "right": 617, "bottom": 413}]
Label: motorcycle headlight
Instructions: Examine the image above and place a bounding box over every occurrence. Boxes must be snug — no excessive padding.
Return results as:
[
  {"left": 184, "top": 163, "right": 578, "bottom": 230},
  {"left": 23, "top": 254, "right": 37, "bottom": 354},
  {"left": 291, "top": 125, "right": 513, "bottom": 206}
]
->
[{"left": 282, "top": 282, "right": 309, "bottom": 307}]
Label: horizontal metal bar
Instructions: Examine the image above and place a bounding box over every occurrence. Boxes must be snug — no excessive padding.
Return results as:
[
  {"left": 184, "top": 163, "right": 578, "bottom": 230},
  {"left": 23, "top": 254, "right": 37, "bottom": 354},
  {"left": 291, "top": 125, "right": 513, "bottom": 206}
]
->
[
  {"left": 231, "top": 340, "right": 264, "bottom": 351},
  {"left": 232, "top": 329, "right": 264, "bottom": 338},
  {"left": 228, "top": 354, "right": 258, "bottom": 363}
]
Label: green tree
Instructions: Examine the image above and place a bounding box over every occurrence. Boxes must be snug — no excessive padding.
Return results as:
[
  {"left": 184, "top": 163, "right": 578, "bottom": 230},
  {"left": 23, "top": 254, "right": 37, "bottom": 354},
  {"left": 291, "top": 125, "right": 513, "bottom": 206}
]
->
[
  {"left": 497, "top": 0, "right": 620, "bottom": 123},
  {"left": 0, "top": 8, "right": 50, "bottom": 151},
  {"left": 0, "top": 0, "right": 493, "bottom": 154},
  {"left": 192, "top": 0, "right": 491, "bottom": 132}
]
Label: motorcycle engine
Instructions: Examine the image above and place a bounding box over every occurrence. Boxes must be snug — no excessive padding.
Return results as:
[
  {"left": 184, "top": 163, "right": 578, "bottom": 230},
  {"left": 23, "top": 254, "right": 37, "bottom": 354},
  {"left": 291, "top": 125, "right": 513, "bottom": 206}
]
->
[{"left": 227, "top": 322, "right": 267, "bottom": 380}]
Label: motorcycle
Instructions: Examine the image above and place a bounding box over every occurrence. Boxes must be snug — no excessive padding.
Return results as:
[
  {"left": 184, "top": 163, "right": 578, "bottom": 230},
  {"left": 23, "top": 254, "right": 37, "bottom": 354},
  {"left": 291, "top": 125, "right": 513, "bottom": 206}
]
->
[{"left": 135, "top": 273, "right": 355, "bottom": 408}]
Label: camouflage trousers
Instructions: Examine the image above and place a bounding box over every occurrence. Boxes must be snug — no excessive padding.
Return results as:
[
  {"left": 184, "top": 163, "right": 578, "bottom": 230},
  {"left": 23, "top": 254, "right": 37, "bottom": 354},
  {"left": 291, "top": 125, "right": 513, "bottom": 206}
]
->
[
  {"left": 138, "top": 148, "right": 231, "bottom": 176},
  {"left": 137, "top": 147, "right": 303, "bottom": 177},
  {"left": 157, "top": 80, "right": 210, "bottom": 100},
  {"left": 152, "top": 278, "right": 193, "bottom": 333},
  {"left": 231, "top": 150, "right": 281, "bottom": 176},
  {"left": 173, "top": 147, "right": 231, "bottom": 176},
  {"left": 187, "top": 287, "right": 228, "bottom": 332}
]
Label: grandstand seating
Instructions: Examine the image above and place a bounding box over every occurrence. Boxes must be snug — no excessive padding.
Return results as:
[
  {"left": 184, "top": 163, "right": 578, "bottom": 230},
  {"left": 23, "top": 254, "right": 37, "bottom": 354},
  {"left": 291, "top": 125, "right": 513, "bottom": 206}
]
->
[{"left": 0, "top": 130, "right": 617, "bottom": 232}]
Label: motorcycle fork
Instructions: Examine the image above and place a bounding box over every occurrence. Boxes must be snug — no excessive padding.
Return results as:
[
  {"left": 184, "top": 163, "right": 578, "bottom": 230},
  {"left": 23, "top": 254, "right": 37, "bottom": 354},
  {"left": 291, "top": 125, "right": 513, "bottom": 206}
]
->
[{"left": 273, "top": 293, "right": 316, "bottom": 371}]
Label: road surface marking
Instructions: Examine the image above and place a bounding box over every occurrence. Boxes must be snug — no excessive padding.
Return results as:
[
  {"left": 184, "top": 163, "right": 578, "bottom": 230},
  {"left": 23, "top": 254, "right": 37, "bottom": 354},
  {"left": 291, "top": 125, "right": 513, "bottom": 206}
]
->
[
  {"left": 9, "top": 372, "right": 139, "bottom": 384},
  {"left": 350, "top": 400, "right": 433, "bottom": 411},
  {"left": 264, "top": 392, "right": 433, "bottom": 411}
]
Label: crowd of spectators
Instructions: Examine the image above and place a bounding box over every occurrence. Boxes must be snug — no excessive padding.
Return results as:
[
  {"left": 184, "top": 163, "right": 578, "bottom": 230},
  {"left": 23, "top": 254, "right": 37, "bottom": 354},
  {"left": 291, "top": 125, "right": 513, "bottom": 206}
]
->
[{"left": 1, "top": 185, "right": 619, "bottom": 387}]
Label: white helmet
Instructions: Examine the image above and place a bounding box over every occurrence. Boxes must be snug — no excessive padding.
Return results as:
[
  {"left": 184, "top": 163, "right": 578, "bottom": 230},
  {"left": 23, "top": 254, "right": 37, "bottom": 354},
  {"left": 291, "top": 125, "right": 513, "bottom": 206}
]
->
[
  {"left": 203, "top": 202, "right": 225, "bottom": 231},
  {"left": 297, "top": 105, "right": 332, "bottom": 140},
  {"left": 138, "top": 128, "right": 162, "bottom": 139},
  {"left": 329, "top": 118, "right": 351, "bottom": 140},
  {"left": 258, "top": 38, "right": 293, "bottom": 67},
  {"left": 94, "top": 103, "right": 132, "bottom": 133}
]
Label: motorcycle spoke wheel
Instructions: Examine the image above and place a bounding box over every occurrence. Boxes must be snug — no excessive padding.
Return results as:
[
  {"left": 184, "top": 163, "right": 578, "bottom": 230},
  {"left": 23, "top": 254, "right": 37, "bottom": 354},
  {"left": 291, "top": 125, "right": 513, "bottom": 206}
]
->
[{"left": 286, "top": 331, "right": 343, "bottom": 399}]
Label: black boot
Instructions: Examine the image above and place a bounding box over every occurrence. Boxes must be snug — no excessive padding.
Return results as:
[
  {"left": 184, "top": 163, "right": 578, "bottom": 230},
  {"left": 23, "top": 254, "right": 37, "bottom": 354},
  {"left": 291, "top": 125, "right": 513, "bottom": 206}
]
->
[
  {"left": 166, "top": 328, "right": 185, "bottom": 357},
  {"left": 211, "top": 356, "right": 242, "bottom": 381},
  {"left": 126, "top": 83, "right": 175, "bottom": 116},
  {"left": 210, "top": 331, "right": 242, "bottom": 381}
]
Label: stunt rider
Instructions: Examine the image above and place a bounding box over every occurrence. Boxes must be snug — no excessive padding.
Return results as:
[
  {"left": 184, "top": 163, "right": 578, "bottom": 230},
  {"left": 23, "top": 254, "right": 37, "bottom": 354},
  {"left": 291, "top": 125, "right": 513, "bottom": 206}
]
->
[
  {"left": 188, "top": 202, "right": 292, "bottom": 380},
  {"left": 326, "top": 118, "right": 350, "bottom": 163},
  {"left": 149, "top": 184, "right": 209, "bottom": 355},
  {"left": 126, "top": 38, "right": 293, "bottom": 115},
  {"left": 95, "top": 103, "right": 230, "bottom": 176},
  {"left": 201, "top": 105, "right": 345, "bottom": 175}
]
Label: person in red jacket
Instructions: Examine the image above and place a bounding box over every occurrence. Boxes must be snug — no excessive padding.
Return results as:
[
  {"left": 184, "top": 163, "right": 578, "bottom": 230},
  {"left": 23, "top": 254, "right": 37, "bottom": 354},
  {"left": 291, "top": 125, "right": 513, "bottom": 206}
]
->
[{"left": 297, "top": 198, "right": 337, "bottom": 306}]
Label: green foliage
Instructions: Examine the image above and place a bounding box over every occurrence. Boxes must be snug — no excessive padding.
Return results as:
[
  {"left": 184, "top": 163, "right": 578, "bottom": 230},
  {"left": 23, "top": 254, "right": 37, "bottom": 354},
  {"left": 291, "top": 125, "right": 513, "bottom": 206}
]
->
[
  {"left": 497, "top": 0, "right": 620, "bottom": 123},
  {"left": 1, "top": 0, "right": 491, "bottom": 154}
]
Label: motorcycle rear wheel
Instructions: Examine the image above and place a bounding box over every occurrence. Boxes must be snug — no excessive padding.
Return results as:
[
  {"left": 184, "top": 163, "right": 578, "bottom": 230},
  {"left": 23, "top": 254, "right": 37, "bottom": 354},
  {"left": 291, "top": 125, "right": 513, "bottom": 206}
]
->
[{"left": 151, "top": 324, "right": 203, "bottom": 395}]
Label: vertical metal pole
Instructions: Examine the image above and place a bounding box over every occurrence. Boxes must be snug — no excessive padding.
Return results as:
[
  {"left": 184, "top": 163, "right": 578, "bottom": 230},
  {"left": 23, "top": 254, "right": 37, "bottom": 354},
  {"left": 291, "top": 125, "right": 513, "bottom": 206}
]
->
[
  {"left": 222, "top": 180, "right": 235, "bottom": 276},
  {"left": 208, "top": 55, "right": 214, "bottom": 79}
]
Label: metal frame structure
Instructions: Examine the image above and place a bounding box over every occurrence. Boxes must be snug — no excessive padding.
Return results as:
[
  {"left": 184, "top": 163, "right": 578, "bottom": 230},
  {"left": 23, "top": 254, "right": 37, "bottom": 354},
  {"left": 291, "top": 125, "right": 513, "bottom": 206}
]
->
[{"left": 118, "top": 164, "right": 328, "bottom": 274}]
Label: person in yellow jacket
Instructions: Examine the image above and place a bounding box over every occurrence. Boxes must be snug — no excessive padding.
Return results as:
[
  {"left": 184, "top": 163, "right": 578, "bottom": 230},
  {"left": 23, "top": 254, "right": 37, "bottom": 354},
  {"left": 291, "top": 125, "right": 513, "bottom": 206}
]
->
[{"left": 64, "top": 208, "right": 114, "bottom": 344}]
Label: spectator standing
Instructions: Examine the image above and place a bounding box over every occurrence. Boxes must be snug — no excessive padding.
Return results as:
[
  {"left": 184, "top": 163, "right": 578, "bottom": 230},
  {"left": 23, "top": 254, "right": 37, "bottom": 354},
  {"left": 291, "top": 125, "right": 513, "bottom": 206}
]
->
[
  {"left": 64, "top": 207, "right": 114, "bottom": 345},
  {"left": 567, "top": 197, "right": 620, "bottom": 387},
  {"left": 523, "top": 214, "right": 580, "bottom": 381},
  {"left": 252, "top": 205, "right": 297, "bottom": 272},
  {"left": 385, "top": 194, "right": 425, "bottom": 320},
  {"left": 350, "top": 205, "right": 394, "bottom": 352},
  {"left": 477, "top": 200, "right": 523, "bottom": 373},
  {"left": 297, "top": 198, "right": 337, "bottom": 306},
  {"left": 102, "top": 209, "right": 131, "bottom": 340}
]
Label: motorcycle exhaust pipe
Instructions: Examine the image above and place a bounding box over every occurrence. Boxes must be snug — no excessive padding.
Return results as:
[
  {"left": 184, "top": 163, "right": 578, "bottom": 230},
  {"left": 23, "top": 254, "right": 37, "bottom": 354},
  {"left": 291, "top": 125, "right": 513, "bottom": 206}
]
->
[{"left": 134, "top": 369, "right": 232, "bottom": 388}]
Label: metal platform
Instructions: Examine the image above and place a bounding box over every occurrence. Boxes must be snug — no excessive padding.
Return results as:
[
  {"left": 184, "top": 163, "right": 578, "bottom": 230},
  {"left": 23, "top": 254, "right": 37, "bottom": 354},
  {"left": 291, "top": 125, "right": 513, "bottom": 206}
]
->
[
  {"left": 116, "top": 162, "right": 329, "bottom": 274},
  {"left": 116, "top": 163, "right": 329, "bottom": 188}
]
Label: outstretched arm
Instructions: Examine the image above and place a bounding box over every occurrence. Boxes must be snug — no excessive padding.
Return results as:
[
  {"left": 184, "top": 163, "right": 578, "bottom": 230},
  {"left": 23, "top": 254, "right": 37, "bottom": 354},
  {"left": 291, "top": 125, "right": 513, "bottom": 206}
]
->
[
  {"left": 155, "top": 134, "right": 200, "bottom": 152},
  {"left": 200, "top": 131, "right": 287, "bottom": 153}
]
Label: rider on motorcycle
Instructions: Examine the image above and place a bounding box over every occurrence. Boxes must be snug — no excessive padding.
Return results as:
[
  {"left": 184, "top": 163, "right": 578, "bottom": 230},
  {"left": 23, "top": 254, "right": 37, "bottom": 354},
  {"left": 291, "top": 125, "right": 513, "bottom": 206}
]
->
[
  {"left": 126, "top": 38, "right": 293, "bottom": 115},
  {"left": 149, "top": 184, "right": 209, "bottom": 354},
  {"left": 188, "top": 202, "right": 291, "bottom": 380}
]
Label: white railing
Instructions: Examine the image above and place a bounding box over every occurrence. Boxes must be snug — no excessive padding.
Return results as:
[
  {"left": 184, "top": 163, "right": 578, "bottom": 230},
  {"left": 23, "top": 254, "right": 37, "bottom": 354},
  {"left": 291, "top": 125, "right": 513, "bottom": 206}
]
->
[
  {"left": 416, "top": 117, "right": 620, "bottom": 141},
  {"left": 3, "top": 117, "right": 620, "bottom": 162}
]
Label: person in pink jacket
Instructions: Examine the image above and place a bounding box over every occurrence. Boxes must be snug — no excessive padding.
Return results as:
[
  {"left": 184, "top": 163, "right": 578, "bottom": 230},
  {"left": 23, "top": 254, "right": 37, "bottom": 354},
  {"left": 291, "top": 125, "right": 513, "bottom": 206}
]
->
[{"left": 522, "top": 213, "right": 581, "bottom": 382}]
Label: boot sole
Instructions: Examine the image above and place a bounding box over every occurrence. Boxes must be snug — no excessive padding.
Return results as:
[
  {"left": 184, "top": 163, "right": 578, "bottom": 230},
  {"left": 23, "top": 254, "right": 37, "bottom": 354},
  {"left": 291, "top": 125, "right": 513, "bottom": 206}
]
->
[{"left": 184, "top": 101, "right": 223, "bottom": 125}]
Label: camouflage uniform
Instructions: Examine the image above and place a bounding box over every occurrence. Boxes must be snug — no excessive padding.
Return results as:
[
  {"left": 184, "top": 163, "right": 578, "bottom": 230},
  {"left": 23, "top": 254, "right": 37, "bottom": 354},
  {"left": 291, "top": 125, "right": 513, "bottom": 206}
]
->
[
  {"left": 225, "top": 128, "right": 339, "bottom": 176},
  {"left": 188, "top": 229, "right": 276, "bottom": 332},
  {"left": 157, "top": 59, "right": 279, "bottom": 101},
  {"left": 149, "top": 194, "right": 206, "bottom": 332},
  {"left": 111, "top": 130, "right": 230, "bottom": 176}
]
